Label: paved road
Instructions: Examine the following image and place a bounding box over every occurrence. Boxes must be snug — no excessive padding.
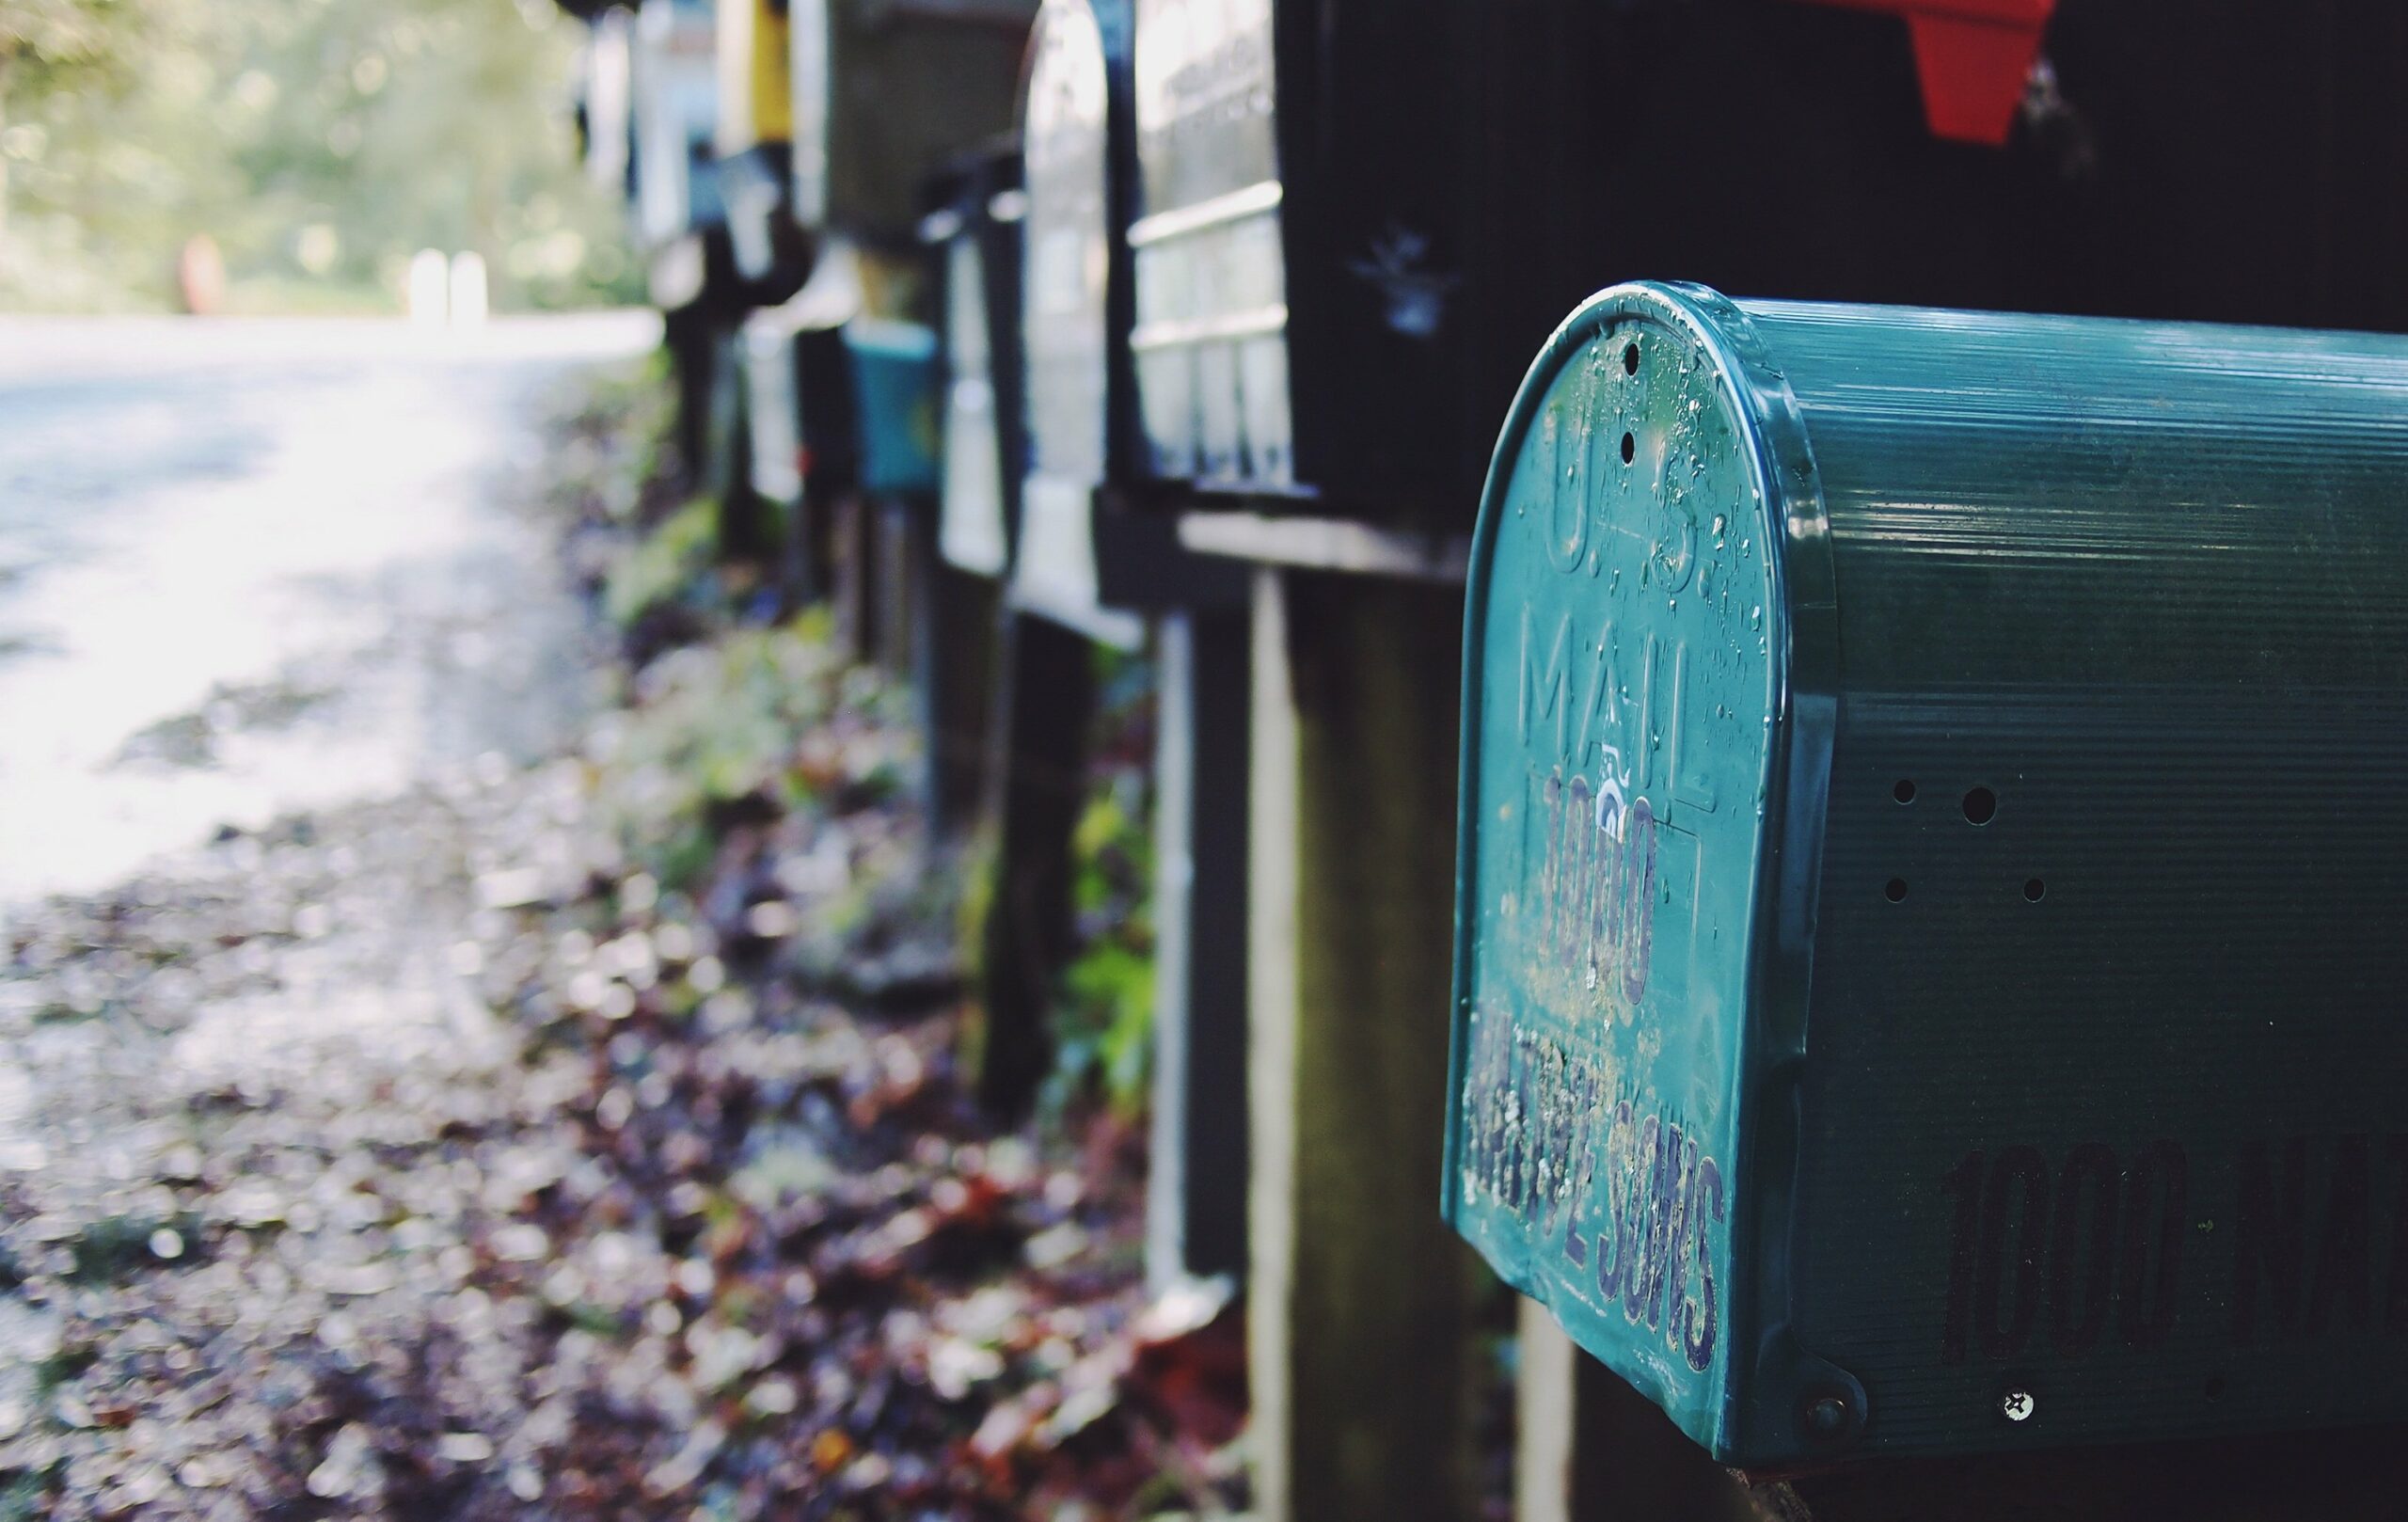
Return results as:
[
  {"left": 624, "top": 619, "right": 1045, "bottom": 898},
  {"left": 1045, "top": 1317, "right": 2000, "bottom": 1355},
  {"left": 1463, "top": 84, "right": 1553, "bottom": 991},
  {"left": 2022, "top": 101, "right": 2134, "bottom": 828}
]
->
[{"left": 0, "top": 313, "right": 656, "bottom": 917}]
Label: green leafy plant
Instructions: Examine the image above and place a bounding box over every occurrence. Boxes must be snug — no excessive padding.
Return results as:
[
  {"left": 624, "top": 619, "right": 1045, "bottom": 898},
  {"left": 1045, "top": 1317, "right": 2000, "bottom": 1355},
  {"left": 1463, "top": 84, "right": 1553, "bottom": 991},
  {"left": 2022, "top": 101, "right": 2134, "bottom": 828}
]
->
[
  {"left": 603, "top": 496, "right": 719, "bottom": 629},
  {"left": 595, "top": 612, "right": 913, "bottom": 892},
  {"left": 1043, "top": 673, "right": 1159, "bottom": 1118}
]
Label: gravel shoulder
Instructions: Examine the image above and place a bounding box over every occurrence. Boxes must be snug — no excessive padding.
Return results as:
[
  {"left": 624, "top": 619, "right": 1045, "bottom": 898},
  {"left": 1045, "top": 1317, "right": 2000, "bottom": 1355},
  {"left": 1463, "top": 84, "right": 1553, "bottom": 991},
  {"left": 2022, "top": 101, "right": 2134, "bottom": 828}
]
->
[{"left": 0, "top": 363, "right": 1241, "bottom": 1521}]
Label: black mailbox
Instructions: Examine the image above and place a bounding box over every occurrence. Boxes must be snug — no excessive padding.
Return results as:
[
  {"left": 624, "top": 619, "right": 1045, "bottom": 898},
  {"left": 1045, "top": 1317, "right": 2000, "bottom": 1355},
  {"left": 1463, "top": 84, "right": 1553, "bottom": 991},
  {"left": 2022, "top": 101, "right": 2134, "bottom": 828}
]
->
[{"left": 1133, "top": 0, "right": 2408, "bottom": 536}]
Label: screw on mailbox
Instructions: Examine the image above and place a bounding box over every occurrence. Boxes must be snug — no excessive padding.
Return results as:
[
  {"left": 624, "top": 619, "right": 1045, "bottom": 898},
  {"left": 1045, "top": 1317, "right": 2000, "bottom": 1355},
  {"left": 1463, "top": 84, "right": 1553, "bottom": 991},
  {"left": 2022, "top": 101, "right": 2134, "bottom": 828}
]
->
[{"left": 1804, "top": 1393, "right": 1853, "bottom": 1441}]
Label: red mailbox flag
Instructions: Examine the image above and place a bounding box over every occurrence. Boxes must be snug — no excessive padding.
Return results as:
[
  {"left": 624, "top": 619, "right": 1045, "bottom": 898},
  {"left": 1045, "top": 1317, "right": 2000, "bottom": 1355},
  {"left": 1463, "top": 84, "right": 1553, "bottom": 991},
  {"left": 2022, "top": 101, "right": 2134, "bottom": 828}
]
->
[{"left": 1795, "top": 0, "right": 2057, "bottom": 146}]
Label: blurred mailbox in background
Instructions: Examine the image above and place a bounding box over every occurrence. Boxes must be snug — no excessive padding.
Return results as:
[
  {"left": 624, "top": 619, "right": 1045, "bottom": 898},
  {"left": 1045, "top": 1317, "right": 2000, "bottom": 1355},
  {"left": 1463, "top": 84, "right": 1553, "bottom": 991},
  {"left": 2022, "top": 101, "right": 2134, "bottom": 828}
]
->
[
  {"left": 926, "top": 147, "right": 1028, "bottom": 579},
  {"left": 1130, "top": 0, "right": 1470, "bottom": 510},
  {"left": 1447, "top": 280, "right": 2408, "bottom": 1468},
  {"left": 631, "top": 0, "right": 723, "bottom": 257},
  {"left": 844, "top": 318, "right": 943, "bottom": 498},
  {"left": 1010, "top": 0, "right": 1145, "bottom": 647},
  {"left": 716, "top": 0, "right": 811, "bottom": 294},
  {"left": 790, "top": 0, "right": 1039, "bottom": 243}
]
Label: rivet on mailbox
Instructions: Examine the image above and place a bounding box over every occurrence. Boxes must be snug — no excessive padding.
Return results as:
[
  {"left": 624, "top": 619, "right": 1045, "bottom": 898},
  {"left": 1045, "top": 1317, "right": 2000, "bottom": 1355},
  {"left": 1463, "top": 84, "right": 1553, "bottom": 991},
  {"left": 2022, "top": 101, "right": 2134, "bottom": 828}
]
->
[{"left": 1447, "top": 280, "right": 2408, "bottom": 1466}]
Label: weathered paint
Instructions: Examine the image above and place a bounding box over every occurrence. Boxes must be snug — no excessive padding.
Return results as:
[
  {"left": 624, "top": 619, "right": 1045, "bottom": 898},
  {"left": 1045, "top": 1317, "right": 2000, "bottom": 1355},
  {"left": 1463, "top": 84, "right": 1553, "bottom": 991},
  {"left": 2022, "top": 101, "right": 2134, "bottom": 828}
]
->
[{"left": 1450, "top": 283, "right": 1786, "bottom": 1454}]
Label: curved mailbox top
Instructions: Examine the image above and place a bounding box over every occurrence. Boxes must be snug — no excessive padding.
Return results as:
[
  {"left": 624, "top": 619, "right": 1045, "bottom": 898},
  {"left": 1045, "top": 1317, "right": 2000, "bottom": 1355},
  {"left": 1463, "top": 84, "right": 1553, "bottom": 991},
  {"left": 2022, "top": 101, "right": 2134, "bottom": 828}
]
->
[
  {"left": 1010, "top": 0, "right": 1143, "bottom": 646},
  {"left": 1021, "top": 0, "right": 1123, "bottom": 491},
  {"left": 1449, "top": 281, "right": 2408, "bottom": 1466}
]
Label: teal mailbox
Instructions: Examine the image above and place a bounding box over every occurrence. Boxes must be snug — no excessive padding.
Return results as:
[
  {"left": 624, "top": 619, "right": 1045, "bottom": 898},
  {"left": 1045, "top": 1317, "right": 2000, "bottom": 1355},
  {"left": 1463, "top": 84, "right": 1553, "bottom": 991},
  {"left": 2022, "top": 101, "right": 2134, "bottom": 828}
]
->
[
  {"left": 1447, "top": 281, "right": 2408, "bottom": 1467},
  {"left": 844, "top": 318, "right": 941, "bottom": 499}
]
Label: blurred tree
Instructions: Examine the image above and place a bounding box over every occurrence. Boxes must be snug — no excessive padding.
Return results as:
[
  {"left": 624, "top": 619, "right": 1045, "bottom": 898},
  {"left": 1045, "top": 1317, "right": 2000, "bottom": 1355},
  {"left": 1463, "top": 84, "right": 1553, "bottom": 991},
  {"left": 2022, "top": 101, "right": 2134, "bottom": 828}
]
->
[
  {"left": 0, "top": 0, "right": 638, "bottom": 311},
  {"left": 0, "top": 0, "right": 162, "bottom": 254}
]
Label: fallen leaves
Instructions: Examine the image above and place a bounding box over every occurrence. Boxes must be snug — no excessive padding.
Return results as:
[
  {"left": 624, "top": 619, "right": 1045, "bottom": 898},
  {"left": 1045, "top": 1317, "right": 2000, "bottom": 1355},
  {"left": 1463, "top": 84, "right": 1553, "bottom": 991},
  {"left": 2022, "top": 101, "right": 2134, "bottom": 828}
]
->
[{"left": 0, "top": 374, "right": 1256, "bottom": 1520}]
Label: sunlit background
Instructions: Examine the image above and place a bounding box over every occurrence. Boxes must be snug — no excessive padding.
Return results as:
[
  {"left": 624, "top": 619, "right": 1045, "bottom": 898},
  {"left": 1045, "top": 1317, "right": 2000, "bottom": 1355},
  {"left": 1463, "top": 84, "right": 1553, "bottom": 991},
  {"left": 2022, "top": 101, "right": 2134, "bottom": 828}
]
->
[{"left": 0, "top": 0, "right": 635, "bottom": 313}]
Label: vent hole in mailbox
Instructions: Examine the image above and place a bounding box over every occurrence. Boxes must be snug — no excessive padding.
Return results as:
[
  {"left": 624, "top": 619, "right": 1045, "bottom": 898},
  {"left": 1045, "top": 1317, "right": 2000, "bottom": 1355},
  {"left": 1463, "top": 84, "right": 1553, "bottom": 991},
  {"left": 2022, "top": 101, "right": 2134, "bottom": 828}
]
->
[
  {"left": 1623, "top": 341, "right": 1640, "bottom": 375},
  {"left": 2023, "top": 878, "right": 2046, "bottom": 902},
  {"left": 1884, "top": 878, "right": 1909, "bottom": 903},
  {"left": 1893, "top": 779, "right": 1916, "bottom": 804},
  {"left": 2205, "top": 1374, "right": 2226, "bottom": 1402},
  {"left": 1962, "top": 786, "right": 1998, "bottom": 825},
  {"left": 1620, "top": 432, "right": 1636, "bottom": 465}
]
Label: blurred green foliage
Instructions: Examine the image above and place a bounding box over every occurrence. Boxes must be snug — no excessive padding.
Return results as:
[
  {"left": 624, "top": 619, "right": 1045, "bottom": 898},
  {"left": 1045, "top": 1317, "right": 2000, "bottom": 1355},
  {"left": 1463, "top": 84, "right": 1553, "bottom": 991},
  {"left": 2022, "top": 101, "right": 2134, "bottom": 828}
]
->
[
  {"left": 604, "top": 494, "right": 719, "bottom": 627},
  {"left": 1044, "top": 651, "right": 1158, "bottom": 1119},
  {"left": 0, "top": 0, "right": 641, "bottom": 311},
  {"left": 597, "top": 611, "right": 911, "bottom": 892}
]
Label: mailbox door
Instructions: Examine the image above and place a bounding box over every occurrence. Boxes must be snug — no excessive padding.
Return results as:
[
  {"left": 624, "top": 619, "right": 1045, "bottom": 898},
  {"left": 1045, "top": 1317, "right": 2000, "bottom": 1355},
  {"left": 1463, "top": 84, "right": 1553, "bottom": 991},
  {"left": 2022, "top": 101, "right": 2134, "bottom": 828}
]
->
[
  {"left": 743, "top": 313, "right": 803, "bottom": 508},
  {"left": 941, "top": 235, "right": 1012, "bottom": 576},
  {"left": 1449, "top": 285, "right": 1810, "bottom": 1456},
  {"left": 1010, "top": 0, "right": 1144, "bottom": 647},
  {"left": 1129, "top": 0, "right": 1289, "bottom": 487}
]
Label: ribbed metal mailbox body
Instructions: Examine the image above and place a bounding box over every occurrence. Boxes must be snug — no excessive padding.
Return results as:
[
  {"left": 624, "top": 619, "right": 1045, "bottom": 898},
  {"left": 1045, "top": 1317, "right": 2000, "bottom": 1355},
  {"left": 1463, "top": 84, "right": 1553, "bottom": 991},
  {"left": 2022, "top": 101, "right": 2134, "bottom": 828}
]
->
[
  {"left": 1446, "top": 280, "right": 2408, "bottom": 1466},
  {"left": 1009, "top": 0, "right": 1144, "bottom": 646},
  {"left": 1128, "top": 0, "right": 1468, "bottom": 505}
]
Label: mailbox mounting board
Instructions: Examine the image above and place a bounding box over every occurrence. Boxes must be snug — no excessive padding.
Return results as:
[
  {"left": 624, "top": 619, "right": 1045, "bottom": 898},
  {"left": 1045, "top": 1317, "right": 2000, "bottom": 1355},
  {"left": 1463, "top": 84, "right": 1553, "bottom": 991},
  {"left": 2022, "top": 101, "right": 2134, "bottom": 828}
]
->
[{"left": 1448, "top": 280, "right": 2408, "bottom": 1466}]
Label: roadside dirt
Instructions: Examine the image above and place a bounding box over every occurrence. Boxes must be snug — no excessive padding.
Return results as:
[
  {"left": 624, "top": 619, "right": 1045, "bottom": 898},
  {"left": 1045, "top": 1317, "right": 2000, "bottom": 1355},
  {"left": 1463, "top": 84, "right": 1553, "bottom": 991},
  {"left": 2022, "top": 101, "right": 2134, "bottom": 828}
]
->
[{"left": 0, "top": 368, "right": 1243, "bottom": 1521}]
